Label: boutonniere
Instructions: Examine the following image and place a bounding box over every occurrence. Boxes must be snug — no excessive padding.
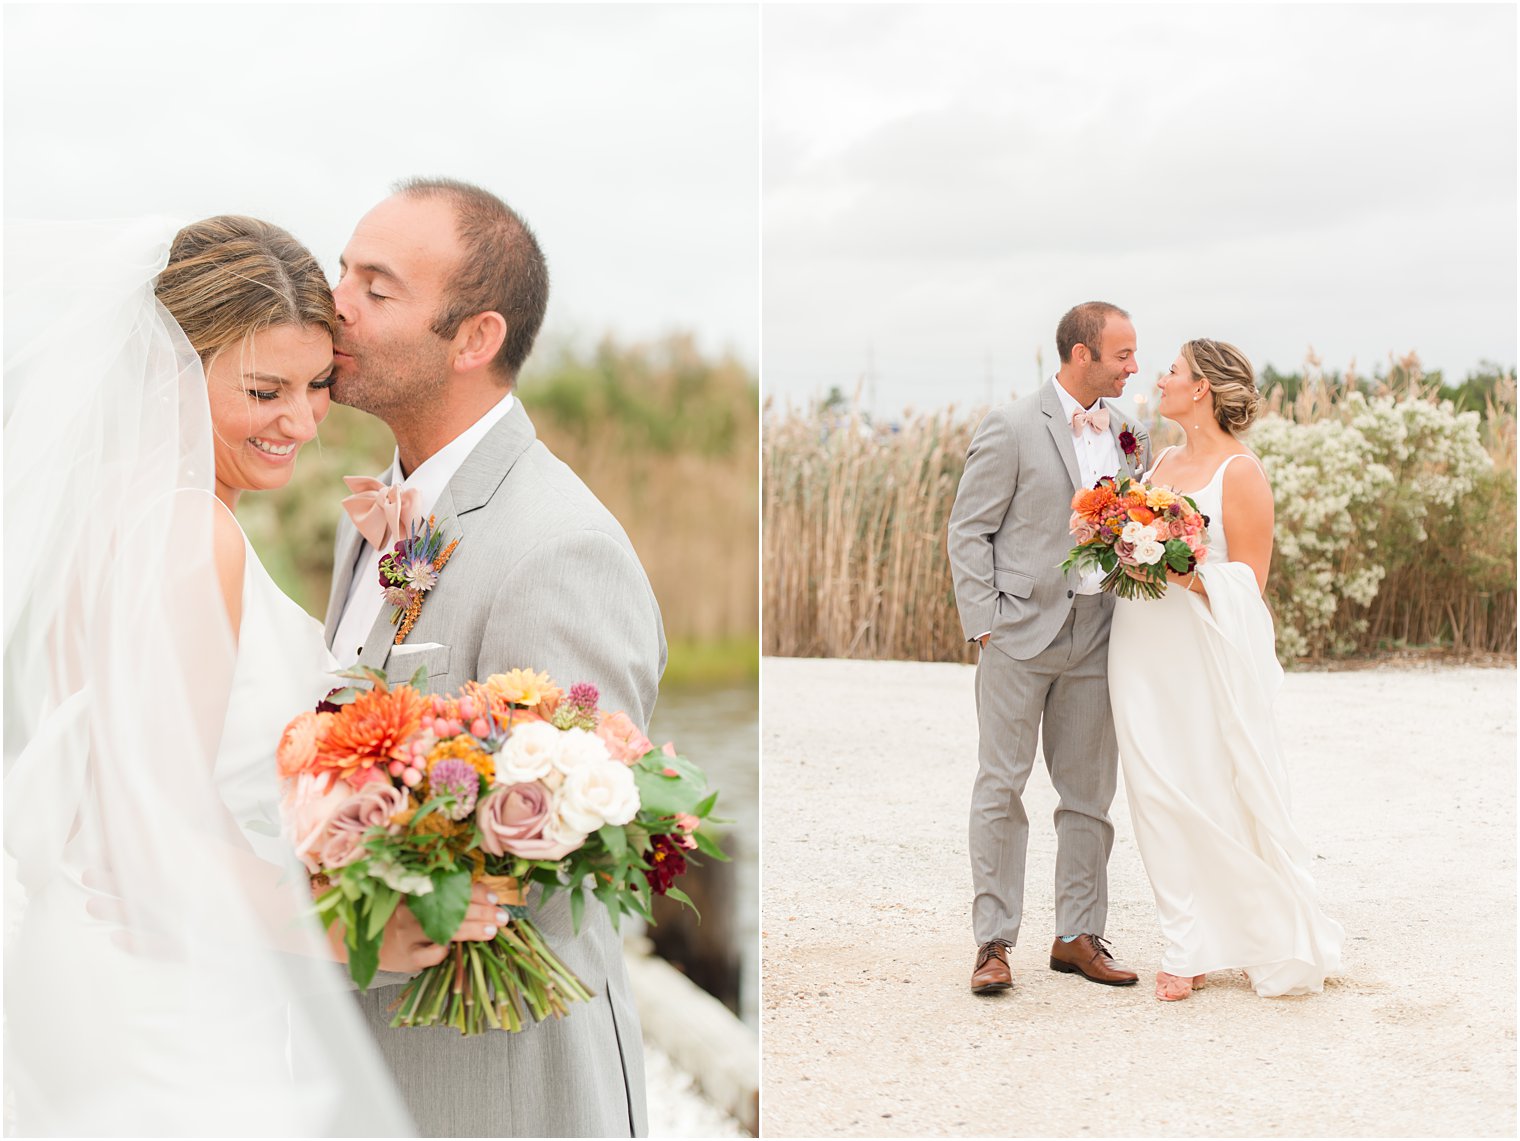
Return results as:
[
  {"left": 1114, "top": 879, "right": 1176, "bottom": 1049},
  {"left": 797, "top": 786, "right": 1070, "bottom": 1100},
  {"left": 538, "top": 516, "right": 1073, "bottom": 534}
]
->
[
  {"left": 379, "top": 515, "right": 460, "bottom": 645},
  {"left": 1117, "top": 424, "right": 1140, "bottom": 465}
]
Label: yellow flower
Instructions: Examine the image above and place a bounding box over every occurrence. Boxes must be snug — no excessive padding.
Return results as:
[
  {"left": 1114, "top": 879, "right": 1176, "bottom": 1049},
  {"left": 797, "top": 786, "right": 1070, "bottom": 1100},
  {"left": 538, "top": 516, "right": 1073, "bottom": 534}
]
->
[
  {"left": 1145, "top": 487, "right": 1179, "bottom": 510},
  {"left": 484, "top": 668, "right": 564, "bottom": 712}
]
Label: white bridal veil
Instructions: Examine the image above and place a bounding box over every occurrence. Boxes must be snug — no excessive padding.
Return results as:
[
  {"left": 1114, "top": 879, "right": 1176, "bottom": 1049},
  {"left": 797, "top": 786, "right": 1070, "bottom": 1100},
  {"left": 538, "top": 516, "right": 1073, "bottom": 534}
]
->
[{"left": 3, "top": 219, "right": 410, "bottom": 1135}]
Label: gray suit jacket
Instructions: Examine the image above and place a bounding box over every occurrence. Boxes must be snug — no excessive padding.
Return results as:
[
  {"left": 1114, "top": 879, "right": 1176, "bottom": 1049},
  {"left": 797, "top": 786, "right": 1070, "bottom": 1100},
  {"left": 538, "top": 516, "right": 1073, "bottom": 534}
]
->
[
  {"left": 947, "top": 379, "right": 1151, "bottom": 660},
  {"left": 326, "top": 399, "right": 665, "bottom": 1137}
]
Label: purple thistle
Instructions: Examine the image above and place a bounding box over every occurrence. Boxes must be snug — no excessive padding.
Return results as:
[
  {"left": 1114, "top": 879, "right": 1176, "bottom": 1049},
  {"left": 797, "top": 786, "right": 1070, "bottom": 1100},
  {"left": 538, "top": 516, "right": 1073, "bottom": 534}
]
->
[
  {"left": 384, "top": 586, "right": 412, "bottom": 608},
  {"left": 568, "top": 682, "right": 600, "bottom": 711},
  {"left": 429, "top": 759, "right": 479, "bottom": 821}
]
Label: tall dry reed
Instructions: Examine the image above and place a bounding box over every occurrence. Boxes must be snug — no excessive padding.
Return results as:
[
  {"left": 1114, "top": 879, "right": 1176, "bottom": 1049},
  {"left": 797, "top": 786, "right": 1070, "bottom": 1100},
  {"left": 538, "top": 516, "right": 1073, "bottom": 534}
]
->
[{"left": 763, "top": 357, "right": 1516, "bottom": 664}]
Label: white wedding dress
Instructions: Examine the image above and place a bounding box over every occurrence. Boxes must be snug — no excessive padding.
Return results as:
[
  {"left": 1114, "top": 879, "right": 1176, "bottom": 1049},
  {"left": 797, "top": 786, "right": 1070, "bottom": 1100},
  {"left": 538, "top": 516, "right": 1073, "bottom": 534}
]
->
[
  {"left": 4, "top": 217, "right": 409, "bottom": 1135},
  {"left": 1107, "top": 450, "right": 1344, "bottom": 996}
]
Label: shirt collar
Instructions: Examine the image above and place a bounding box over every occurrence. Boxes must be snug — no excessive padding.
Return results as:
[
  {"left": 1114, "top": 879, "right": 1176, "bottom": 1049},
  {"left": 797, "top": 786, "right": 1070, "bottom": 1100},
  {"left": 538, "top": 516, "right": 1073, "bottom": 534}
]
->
[
  {"left": 393, "top": 391, "right": 516, "bottom": 515},
  {"left": 1051, "top": 376, "right": 1104, "bottom": 422}
]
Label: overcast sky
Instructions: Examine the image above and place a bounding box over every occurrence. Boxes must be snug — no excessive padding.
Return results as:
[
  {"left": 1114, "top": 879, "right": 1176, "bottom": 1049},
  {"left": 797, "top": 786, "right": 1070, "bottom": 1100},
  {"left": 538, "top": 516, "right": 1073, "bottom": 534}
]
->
[
  {"left": 4, "top": 3, "right": 759, "bottom": 373},
  {"left": 763, "top": 3, "right": 1518, "bottom": 416}
]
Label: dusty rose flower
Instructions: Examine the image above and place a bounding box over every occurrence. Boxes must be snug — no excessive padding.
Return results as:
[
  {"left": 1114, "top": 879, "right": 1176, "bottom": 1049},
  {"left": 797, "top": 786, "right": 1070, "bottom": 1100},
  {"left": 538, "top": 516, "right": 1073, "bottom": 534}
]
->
[
  {"left": 596, "top": 711, "right": 653, "bottom": 764},
  {"left": 283, "top": 773, "right": 350, "bottom": 874},
  {"left": 277, "top": 711, "right": 328, "bottom": 779},
  {"left": 319, "top": 782, "right": 410, "bottom": 869},
  {"left": 477, "top": 782, "right": 581, "bottom": 860}
]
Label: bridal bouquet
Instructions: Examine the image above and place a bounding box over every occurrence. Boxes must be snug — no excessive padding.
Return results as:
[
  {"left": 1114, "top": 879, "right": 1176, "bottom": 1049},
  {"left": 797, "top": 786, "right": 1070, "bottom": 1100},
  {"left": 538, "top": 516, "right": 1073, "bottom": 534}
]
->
[
  {"left": 1060, "top": 475, "right": 1210, "bottom": 601},
  {"left": 276, "top": 667, "right": 723, "bottom": 1036}
]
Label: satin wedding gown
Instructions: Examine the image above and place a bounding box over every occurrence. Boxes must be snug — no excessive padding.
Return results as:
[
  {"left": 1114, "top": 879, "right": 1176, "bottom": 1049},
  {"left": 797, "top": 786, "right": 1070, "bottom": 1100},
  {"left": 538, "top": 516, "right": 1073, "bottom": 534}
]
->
[{"left": 1107, "top": 450, "right": 1343, "bottom": 996}]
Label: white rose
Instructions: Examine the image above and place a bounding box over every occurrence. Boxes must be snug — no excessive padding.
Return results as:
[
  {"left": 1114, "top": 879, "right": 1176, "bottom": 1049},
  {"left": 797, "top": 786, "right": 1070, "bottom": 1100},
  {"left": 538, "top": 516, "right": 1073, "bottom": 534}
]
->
[
  {"left": 544, "top": 793, "right": 590, "bottom": 854},
  {"left": 557, "top": 759, "right": 641, "bottom": 833},
  {"left": 551, "top": 727, "right": 613, "bottom": 779},
  {"left": 497, "top": 720, "right": 561, "bottom": 784},
  {"left": 1120, "top": 520, "right": 1146, "bottom": 544},
  {"left": 1133, "top": 539, "right": 1165, "bottom": 566}
]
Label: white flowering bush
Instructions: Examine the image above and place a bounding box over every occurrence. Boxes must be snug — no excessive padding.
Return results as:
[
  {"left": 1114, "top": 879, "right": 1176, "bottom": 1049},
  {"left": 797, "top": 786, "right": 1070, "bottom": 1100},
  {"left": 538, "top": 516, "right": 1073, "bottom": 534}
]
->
[{"left": 1254, "top": 393, "right": 1495, "bottom": 659}]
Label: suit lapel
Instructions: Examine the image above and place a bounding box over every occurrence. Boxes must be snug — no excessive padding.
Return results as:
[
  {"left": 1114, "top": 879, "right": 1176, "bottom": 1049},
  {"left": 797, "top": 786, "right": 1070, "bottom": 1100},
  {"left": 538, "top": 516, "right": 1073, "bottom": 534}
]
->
[
  {"left": 1104, "top": 411, "right": 1143, "bottom": 480},
  {"left": 356, "top": 402, "right": 534, "bottom": 664},
  {"left": 1042, "top": 380, "right": 1082, "bottom": 490},
  {"left": 446, "top": 397, "right": 537, "bottom": 518}
]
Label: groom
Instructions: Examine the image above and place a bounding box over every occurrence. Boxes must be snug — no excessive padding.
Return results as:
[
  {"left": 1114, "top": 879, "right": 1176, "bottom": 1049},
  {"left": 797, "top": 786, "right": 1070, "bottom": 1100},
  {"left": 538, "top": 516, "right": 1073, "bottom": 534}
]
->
[
  {"left": 325, "top": 178, "right": 665, "bottom": 1136},
  {"left": 947, "top": 301, "right": 1150, "bottom": 995}
]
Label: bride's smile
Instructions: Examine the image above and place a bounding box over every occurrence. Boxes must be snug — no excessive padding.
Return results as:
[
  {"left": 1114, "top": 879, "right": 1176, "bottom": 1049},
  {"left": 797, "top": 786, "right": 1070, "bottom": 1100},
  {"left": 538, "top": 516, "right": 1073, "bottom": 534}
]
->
[{"left": 206, "top": 322, "right": 335, "bottom": 505}]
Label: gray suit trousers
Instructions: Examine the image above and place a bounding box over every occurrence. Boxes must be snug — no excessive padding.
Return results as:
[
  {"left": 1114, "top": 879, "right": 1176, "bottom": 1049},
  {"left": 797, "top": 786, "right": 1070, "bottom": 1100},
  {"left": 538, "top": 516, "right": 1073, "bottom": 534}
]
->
[{"left": 970, "top": 595, "right": 1119, "bottom": 946}]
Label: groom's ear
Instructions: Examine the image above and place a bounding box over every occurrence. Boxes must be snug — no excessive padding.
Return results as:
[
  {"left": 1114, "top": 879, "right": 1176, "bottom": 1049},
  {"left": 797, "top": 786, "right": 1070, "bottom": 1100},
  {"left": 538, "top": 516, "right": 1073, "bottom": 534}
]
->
[{"left": 451, "top": 310, "right": 509, "bottom": 374}]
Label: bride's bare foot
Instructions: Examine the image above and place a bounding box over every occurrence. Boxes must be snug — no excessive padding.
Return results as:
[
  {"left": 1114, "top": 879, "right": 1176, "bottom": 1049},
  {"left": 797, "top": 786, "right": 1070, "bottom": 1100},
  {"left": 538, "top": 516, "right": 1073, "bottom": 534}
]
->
[
  {"left": 1191, "top": 973, "right": 1207, "bottom": 990},
  {"left": 1155, "top": 971, "right": 1194, "bottom": 1001}
]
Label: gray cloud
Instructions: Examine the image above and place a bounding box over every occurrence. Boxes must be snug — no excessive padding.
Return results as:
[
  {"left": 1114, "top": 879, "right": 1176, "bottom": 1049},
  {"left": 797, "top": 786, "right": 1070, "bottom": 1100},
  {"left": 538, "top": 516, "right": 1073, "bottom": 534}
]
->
[{"left": 763, "top": 3, "right": 1517, "bottom": 414}]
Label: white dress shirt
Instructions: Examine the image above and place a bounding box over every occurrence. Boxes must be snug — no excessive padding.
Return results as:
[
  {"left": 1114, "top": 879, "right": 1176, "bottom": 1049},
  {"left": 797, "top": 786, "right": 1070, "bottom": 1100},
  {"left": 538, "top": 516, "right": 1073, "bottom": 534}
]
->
[
  {"left": 1051, "top": 378, "right": 1121, "bottom": 595},
  {"left": 330, "top": 392, "right": 516, "bottom": 665}
]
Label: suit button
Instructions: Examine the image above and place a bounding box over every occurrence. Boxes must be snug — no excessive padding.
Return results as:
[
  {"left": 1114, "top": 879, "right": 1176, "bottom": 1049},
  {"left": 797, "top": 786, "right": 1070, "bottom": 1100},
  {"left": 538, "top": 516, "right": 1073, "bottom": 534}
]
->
[{"left": 1067, "top": 590, "right": 1075, "bottom": 598}]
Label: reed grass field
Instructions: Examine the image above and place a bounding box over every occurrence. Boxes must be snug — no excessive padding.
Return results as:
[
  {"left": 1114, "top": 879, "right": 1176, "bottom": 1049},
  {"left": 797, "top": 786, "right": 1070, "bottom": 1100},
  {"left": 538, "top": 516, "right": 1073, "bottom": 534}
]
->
[
  {"left": 763, "top": 357, "right": 1516, "bottom": 665},
  {"left": 239, "top": 333, "right": 759, "bottom": 681}
]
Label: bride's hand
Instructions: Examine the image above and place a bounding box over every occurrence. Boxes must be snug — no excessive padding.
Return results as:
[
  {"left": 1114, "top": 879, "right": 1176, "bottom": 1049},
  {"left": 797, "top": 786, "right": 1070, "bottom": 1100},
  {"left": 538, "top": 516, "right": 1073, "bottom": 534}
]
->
[{"left": 375, "top": 882, "right": 510, "bottom": 973}]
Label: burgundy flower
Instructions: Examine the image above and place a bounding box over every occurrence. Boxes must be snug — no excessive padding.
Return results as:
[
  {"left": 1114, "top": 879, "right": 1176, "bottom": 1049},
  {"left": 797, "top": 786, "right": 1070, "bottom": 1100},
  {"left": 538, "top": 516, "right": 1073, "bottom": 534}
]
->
[
  {"left": 1118, "top": 430, "right": 1138, "bottom": 455},
  {"left": 316, "top": 687, "right": 345, "bottom": 715},
  {"left": 642, "top": 834, "right": 688, "bottom": 894}
]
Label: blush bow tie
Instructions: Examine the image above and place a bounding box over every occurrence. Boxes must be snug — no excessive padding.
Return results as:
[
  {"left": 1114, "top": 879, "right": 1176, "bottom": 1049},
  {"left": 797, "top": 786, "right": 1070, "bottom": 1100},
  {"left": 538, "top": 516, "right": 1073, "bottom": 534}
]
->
[
  {"left": 342, "top": 475, "right": 422, "bottom": 551},
  {"left": 1071, "top": 406, "right": 1110, "bottom": 437}
]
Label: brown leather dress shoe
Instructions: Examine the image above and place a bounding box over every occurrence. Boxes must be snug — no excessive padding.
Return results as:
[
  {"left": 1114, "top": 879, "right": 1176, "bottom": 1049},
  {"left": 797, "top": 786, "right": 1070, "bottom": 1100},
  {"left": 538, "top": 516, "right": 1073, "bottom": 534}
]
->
[
  {"left": 1048, "top": 934, "right": 1139, "bottom": 986},
  {"left": 971, "top": 939, "right": 1012, "bottom": 994}
]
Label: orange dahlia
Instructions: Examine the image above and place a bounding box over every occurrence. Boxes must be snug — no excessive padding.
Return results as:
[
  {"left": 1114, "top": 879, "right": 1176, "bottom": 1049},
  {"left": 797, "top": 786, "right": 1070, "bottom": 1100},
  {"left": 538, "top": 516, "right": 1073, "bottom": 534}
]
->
[
  {"left": 313, "top": 686, "right": 426, "bottom": 784},
  {"left": 1073, "top": 485, "right": 1116, "bottom": 517}
]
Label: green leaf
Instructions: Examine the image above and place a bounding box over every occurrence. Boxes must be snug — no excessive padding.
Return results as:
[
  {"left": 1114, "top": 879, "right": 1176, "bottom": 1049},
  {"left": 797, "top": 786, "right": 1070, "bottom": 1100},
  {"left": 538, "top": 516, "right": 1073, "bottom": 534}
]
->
[
  {"left": 592, "top": 878, "right": 621, "bottom": 931},
  {"left": 343, "top": 897, "right": 381, "bottom": 989},
  {"left": 597, "top": 824, "right": 628, "bottom": 860},
  {"left": 409, "top": 665, "right": 430, "bottom": 692},
  {"left": 569, "top": 884, "right": 586, "bottom": 934},
  {"left": 691, "top": 829, "right": 729, "bottom": 860},
  {"left": 691, "top": 790, "right": 719, "bottom": 819},
  {"left": 365, "top": 886, "right": 402, "bottom": 941},
  {"left": 663, "top": 886, "right": 698, "bottom": 916},
  {"left": 407, "top": 867, "right": 473, "bottom": 946},
  {"left": 633, "top": 754, "right": 708, "bottom": 817}
]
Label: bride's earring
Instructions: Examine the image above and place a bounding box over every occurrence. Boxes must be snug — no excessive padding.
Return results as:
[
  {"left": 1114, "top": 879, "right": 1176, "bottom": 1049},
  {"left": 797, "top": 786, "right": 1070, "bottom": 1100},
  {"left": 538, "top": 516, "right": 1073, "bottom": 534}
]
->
[{"left": 1193, "top": 391, "right": 1203, "bottom": 430}]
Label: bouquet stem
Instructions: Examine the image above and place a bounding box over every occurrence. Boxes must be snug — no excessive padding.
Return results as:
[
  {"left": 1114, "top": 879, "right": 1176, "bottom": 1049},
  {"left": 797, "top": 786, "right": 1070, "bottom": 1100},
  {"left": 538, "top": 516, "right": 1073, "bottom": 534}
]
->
[{"left": 389, "top": 916, "right": 592, "bottom": 1036}]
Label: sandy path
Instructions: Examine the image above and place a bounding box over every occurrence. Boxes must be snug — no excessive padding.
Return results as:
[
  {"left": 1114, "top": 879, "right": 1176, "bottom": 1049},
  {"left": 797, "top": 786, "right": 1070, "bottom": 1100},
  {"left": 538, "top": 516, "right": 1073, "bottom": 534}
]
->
[{"left": 760, "top": 659, "right": 1516, "bottom": 1137}]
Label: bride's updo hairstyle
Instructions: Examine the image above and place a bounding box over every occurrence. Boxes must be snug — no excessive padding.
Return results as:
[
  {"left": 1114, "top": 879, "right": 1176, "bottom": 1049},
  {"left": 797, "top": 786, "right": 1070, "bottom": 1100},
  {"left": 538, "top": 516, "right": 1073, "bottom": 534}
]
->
[
  {"left": 153, "top": 215, "right": 335, "bottom": 362},
  {"left": 1181, "top": 339, "right": 1264, "bottom": 435}
]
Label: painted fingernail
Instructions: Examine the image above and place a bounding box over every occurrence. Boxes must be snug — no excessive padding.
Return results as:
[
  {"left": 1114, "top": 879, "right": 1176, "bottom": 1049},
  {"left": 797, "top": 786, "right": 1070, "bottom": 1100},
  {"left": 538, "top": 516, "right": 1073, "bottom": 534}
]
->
[
  {"left": 495, "top": 909, "right": 509, "bottom": 924},
  {"left": 484, "top": 925, "right": 497, "bottom": 938},
  {"left": 486, "top": 892, "right": 498, "bottom": 904}
]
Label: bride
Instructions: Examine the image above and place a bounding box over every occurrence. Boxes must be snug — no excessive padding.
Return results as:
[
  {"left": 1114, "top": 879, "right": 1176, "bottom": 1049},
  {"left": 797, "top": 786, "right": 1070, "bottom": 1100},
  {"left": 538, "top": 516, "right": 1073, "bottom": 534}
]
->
[
  {"left": 4, "top": 216, "right": 484, "bottom": 1134},
  {"left": 1107, "top": 338, "right": 1344, "bottom": 1002}
]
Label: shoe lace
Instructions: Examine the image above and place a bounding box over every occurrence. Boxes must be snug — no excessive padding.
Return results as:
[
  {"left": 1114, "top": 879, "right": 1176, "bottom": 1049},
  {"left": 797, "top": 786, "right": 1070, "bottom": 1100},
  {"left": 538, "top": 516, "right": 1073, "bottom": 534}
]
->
[
  {"left": 976, "top": 938, "right": 1012, "bottom": 968},
  {"left": 1086, "top": 934, "right": 1116, "bottom": 961}
]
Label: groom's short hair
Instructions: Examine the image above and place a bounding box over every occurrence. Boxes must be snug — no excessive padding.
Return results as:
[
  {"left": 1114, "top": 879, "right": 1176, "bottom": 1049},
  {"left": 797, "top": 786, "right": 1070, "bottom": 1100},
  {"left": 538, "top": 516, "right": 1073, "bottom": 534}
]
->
[
  {"left": 1057, "top": 301, "right": 1129, "bottom": 364},
  {"left": 394, "top": 177, "right": 549, "bottom": 385}
]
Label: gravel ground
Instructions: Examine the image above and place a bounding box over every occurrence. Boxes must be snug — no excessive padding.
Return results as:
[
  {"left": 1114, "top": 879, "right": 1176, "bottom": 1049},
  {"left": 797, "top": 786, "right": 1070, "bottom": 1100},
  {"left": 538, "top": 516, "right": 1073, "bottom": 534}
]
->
[{"left": 760, "top": 658, "right": 1517, "bottom": 1138}]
